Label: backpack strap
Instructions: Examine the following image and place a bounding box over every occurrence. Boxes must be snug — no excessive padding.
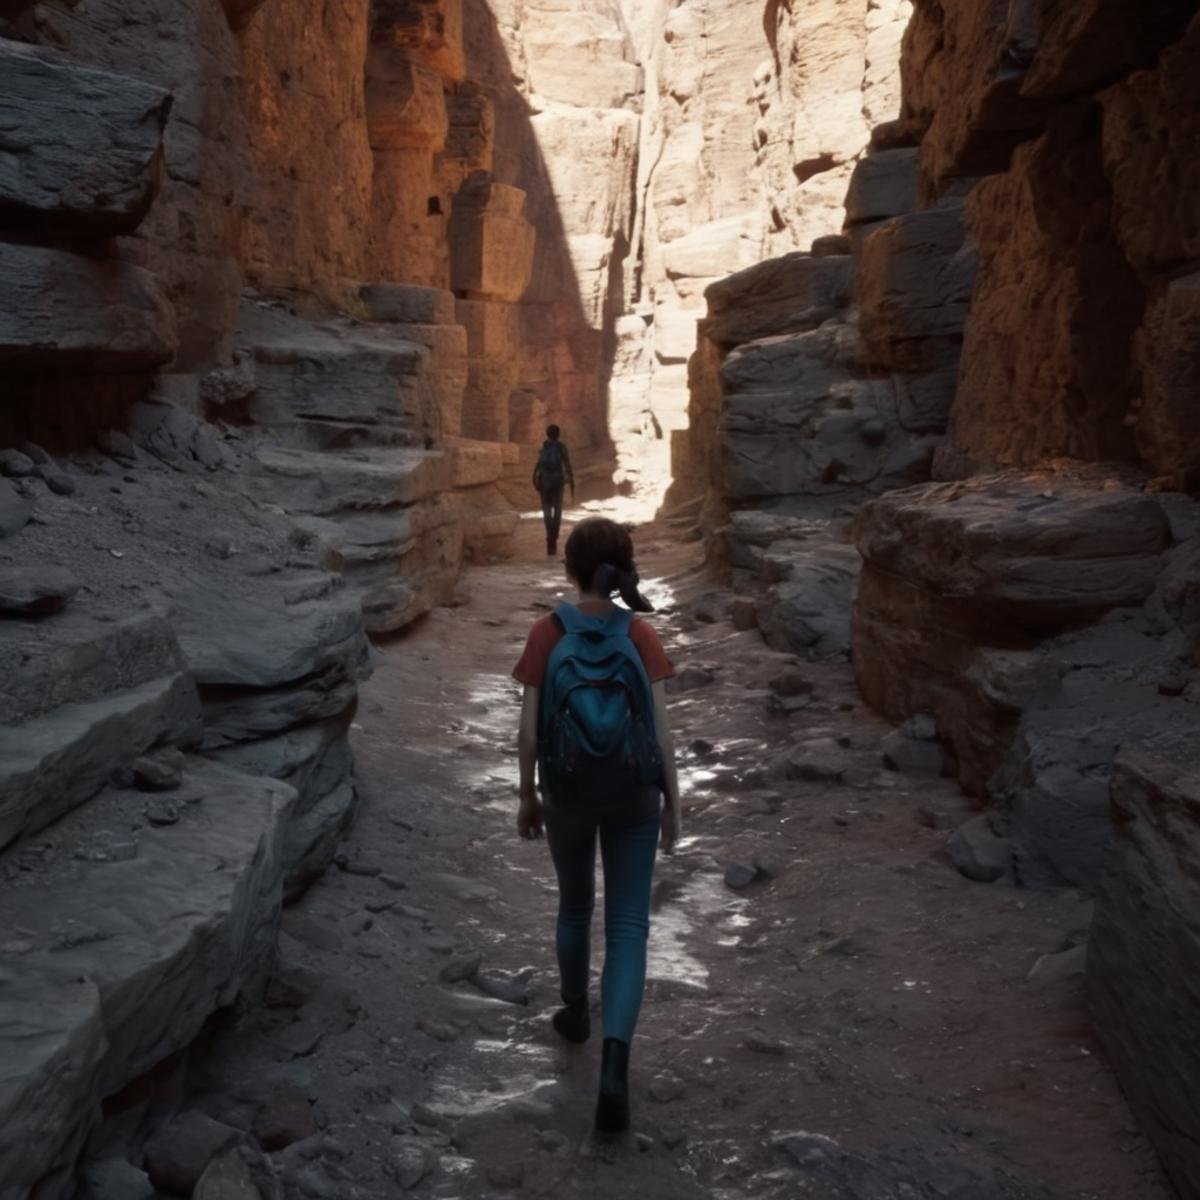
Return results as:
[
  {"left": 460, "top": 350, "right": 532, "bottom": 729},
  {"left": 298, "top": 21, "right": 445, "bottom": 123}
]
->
[{"left": 553, "top": 602, "right": 634, "bottom": 639}]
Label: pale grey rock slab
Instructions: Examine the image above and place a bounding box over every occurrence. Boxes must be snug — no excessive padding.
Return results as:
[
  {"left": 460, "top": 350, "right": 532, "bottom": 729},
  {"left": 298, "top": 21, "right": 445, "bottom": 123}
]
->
[
  {"left": 0, "top": 243, "right": 176, "bottom": 373},
  {"left": 0, "top": 763, "right": 294, "bottom": 1198},
  {"left": 0, "top": 672, "right": 203, "bottom": 851},
  {"left": 0, "top": 611, "right": 185, "bottom": 726},
  {"left": 0, "top": 40, "right": 170, "bottom": 235}
]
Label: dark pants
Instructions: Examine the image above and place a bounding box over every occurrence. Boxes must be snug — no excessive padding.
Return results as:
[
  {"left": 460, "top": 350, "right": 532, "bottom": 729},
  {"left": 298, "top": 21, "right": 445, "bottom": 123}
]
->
[
  {"left": 540, "top": 486, "right": 564, "bottom": 547},
  {"left": 544, "top": 795, "right": 661, "bottom": 1043}
]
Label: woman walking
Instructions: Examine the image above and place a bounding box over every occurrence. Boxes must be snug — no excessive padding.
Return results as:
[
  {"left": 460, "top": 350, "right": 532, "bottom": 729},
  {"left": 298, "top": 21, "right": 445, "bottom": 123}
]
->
[{"left": 512, "top": 517, "right": 681, "bottom": 1132}]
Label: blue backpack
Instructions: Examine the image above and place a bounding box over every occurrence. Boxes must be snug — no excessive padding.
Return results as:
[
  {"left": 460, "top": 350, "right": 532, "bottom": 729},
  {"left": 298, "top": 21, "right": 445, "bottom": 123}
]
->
[{"left": 539, "top": 603, "right": 663, "bottom": 805}]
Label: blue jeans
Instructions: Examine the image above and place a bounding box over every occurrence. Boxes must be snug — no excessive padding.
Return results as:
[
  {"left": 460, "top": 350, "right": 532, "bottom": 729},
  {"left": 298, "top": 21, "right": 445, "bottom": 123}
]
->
[{"left": 544, "top": 800, "right": 661, "bottom": 1043}]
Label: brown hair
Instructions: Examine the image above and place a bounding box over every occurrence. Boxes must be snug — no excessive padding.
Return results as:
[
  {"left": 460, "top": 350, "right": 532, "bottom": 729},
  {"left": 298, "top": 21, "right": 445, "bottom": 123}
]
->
[{"left": 564, "top": 517, "right": 653, "bottom": 612}]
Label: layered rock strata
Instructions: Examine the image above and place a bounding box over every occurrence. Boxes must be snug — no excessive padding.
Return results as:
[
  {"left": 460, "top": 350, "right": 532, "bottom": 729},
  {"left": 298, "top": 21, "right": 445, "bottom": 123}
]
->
[
  {"left": 631, "top": 0, "right": 913, "bottom": 504},
  {"left": 834, "top": 9, "right": 1200, "bottom": 1191}
]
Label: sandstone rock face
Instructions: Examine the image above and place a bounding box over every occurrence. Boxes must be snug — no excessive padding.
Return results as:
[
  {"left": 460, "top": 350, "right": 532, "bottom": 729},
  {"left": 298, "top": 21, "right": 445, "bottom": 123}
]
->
[
  {"left": 0, "top": 40, "right": 170, "bottom": 235},
  {"left": 1089, "top": 748, "right": 1200, "bottom": 1200},
  {"left": 852, "top": 470, "right": 1170, "bottom": 787},
  {"left": 898, "top": 4, "right": 1200, "bottom": 481},
  {"left": 639, "top": 0, "right": 912, "bottom": 504}
]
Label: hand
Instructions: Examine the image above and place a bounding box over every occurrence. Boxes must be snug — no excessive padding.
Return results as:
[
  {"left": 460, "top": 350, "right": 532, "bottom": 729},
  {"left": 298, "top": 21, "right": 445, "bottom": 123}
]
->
[
  {"left": 517, "top": 788, "right": 544, "bottom": 840},
  {"left": 660, "top": 803, "right": 680, "bottom": 855}
]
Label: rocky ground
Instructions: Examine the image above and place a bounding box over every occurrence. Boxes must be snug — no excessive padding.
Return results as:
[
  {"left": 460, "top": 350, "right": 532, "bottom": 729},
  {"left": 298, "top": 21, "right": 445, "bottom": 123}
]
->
[{"left": 162, "top": 506, "right": 1171, "bottom": 1200}]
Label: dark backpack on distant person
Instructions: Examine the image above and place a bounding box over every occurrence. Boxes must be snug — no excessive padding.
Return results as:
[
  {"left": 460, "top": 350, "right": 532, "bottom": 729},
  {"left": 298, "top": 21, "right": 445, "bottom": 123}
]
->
[
  {"left": 538, "top": 604, "right": 663, "bottom": 805},
  {"left": 533, "top": 440, "right": 565, "bottom": 494}
]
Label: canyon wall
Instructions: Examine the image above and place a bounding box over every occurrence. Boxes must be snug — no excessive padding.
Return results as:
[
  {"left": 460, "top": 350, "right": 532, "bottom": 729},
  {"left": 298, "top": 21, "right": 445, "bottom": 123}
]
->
[
  {"left": 671, "top": 4, "right": 1199, "bottom": 1194},
  {"left": 646, "top": 0, "right": 913, "bottom": 506}
]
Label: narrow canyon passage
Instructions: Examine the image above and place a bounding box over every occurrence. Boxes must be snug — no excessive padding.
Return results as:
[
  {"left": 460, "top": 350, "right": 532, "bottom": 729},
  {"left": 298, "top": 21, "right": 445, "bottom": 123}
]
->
[{"left": 195, "top": 512, "right": 1169, "bottom": 1200}]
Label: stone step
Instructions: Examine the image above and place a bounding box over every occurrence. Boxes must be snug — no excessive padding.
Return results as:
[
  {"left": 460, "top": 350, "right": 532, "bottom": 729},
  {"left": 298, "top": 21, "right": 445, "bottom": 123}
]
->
[
  {"left": 0, "top": 673, "right": 203, "bottom": 852},
  {"left": 0, "top": 40, "right": 170, "bottom": 236},
  {"left": 238, "top": 301, "right": 462, "bottom": 444},
  {"left": 252, "top": 444, "right": 451, "bottom": 516},
  {"left": 0, "top": 610, "right": 185, "bottom": 727},
  {"left": 0, "top": 761, "right": 295, "bottom": 1200},
  {"left": 0, "top": 243, "right": 176, "bottom": 373}
]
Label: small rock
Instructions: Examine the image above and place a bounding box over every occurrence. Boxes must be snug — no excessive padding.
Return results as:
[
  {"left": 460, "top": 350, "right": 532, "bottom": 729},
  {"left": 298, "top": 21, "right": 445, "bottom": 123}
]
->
[
  {"left": 378, "top": 873, "right": 407, "bottom": 891},
  {"left": 786, "top": 747, "right": 849, "bottom": 783},
  {"left": 689, "top": 738, "right": 716, "bottom": 758},
  {"left": 472, "top": 971, "right": 530, "bottom": 1006},
  {"left": 811, "top": 233, "right": 851, "bottom": 256},
  {"left": 20, "top": 441, "right": 51, "bottom": 465},
  {"left": 37, "top": 465, "right": 76, "bottom": 495},
  {"left": 730, "top": 597, "right": 758, "bottom": 631},
  {"left": 416, "top": 1014, "right": 460, "bottom": 1042},
  {"left": 254, "top": 1083, "right": 317, "bottom": 1151},
  {"left": 96, "top": 429, "right": 138, "bottom": 463},
  {"left": 917, "top": 806, "right": 954, "bottom": 831},
  {"left": 666, "top": 665, "right": 717, "bottom": 693},
  {"left": 132, "top": 754, "right": 183, "bottom": 792},
  {"left": 660, "top": 1125, "right": 685, "bottom": 1149},
  {"left": 439, "top": 953, "right": 482, "bottom": 984},
  {"left": 724, "top": 862, "right": 761, "bottom": 890},
  {"left": 1027, "top": 943, "right": 1087, "bottom": 986},
  {"left": 292, "top": 1165, "right": 335, "bottom": 1199},
  {"left": 80, "top": 1157, "right": 155, "bottom": 1200},
  {"left": 1158, "top": 673, "right": 1189, "bottom": 697},
  {"left": 193, "top": 1147, "right": 261, "bottom": 1200},
  {"left": 768, "top": 669, "right": 814, "bottom": 698},
  {"left": 75, "top": 830, "right": 138, "bottom": 863},
  {"left": 0, "top": 449, "right": 36, "bottom": 478},
  {"left": 947, "top": 815, "right": 1011, "bottom": 883},
  {"left": 486, "top": 1162, "right": 525, "bottom": 1188},
  {"left": 0, "top": 565, "right": 79, "bottom": 616},
  {"left": 539, "top": 1129, "right": 568, "bottom": 1153},
  {"left": 690, "top": 593, "right": 725, "bottom": 623},
  {"left": 880, "top": 728, "right": 945, "bottom": 777},
  {"left": 859, "top": 417, "right": 887, "bottom": 446},
  {"left": 0, "top": 479, "right": 32, "bottom": 537},
  {"left": 900, "top": 713, "right": 938, "bottom": 741},
  {"left": 205, "top": 534, "right": 235, "bottom": 559},
  {"left": 636, "top": 1132, "right": 654, "bottom": 1153},
  {"left": 649, "top": 1073, "right": 685, "bottom": 1103},
  {"left": 143, "top": 1111, "right": 239, "bottom": 1196},
  {"left": 768, "top": 692, "right": 813, "bottom": 716},
  {"left": 145, "top": 798, "right": 180, "bottom": 826},
  {"left": 335, "top": 856, "right": 382, "bottom": 877},
  {"left": 743, "top": 1031, "right": 790, "bottom": 1056},
  {"left": 389, "top": 1139, "right": 433, "bottom": 1189}
]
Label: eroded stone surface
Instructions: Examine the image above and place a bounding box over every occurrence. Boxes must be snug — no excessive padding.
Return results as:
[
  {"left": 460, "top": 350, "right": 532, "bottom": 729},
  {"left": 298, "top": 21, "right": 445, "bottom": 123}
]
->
[{"left": 0, "top": 40, "right": 170, "bottom": 234}]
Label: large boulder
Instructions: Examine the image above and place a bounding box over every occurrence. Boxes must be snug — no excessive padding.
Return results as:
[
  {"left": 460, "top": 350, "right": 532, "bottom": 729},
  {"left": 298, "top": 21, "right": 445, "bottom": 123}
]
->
[
  {"left": 1088, "top": 748, "right": 1200, "bottom": 1200},
  {"left": 0, "top": 40, "right": 170, "bottom": 235},
  {"left": 852, "top": 470, "right": 1171, "bottom": 792}
]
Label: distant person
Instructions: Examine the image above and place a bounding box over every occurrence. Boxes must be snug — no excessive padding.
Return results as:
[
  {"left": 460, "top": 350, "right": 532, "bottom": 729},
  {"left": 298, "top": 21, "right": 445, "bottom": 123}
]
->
[
  {"left": 532, "top": 424, "right": 574, "bottom": 556},
  {"left": 512, "top": 517, "right": 681, "bottom": 1134}
]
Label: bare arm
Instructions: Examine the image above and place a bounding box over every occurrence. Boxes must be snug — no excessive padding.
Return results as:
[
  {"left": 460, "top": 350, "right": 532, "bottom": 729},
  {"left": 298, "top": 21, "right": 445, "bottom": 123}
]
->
[
  {"left": 563, "top": 444, "right": 575, "bottom": 493},
  {"left": 651, "top": 680, "right": 681, "bottom": 852},
  {"left": 517, "top": 685, "right": 543, "bottom": 838}
]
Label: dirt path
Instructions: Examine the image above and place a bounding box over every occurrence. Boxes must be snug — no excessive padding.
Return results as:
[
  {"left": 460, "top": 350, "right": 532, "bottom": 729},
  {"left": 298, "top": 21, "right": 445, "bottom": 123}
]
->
[{"left": 200, "top": 507, "right": 1170, "bottom": 1200}]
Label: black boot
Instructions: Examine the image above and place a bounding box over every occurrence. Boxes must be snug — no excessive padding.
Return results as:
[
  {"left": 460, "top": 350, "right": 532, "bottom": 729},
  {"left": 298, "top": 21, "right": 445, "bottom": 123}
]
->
[
  {"left": 551, "top": 994, "right": 590, "bottom": 1044},
  {"left": 547, "top": 537, "right": 557, "bottom": 557},
  {"left": 595, "top": 1037, "right": 630, "bottom": 1133}
]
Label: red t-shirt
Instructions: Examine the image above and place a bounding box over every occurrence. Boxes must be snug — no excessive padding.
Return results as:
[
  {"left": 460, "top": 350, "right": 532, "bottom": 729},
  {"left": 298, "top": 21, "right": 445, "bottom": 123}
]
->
[{"left": 513, "top": 607, "right": 674, "bottom": 687}]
